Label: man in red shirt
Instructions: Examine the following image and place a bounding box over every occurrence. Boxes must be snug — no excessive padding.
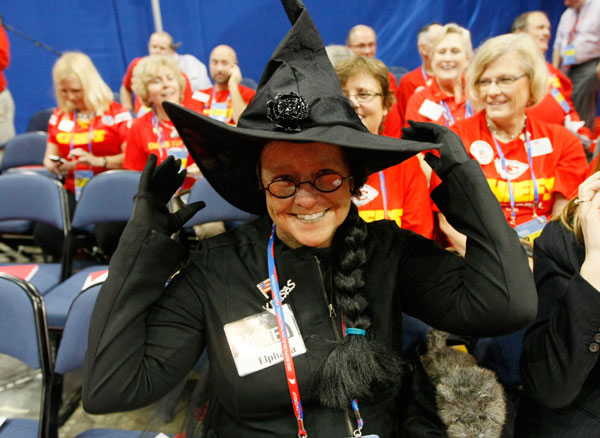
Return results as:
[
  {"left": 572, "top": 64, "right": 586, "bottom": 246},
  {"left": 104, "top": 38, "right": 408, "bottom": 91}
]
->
[
  {"left": 512, "top": 10, "right": 593, "bottom": 152},
  {"left": 0, "top": 22, "right": 15, "bottom": 144},
  {"left": 192, "top": 45, "right": 255, "bottom": 126},
  {"left": 346, "top": 24, "right": 403, "bottom": 137},
  {"left": 396, "top": 23, "right": 443, "bottom": 126}
]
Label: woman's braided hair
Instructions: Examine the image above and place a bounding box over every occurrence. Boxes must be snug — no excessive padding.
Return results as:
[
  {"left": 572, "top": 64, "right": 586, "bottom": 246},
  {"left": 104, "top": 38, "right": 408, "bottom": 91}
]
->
[{"left": 315, "top": 204, "right": 403, "bottom": 408}]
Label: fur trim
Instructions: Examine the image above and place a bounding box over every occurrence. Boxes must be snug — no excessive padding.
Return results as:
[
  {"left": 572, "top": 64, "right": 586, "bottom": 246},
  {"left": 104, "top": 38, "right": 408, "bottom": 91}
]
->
[{"left": 421, "top": 329, "right": 506, "bottom": 438}]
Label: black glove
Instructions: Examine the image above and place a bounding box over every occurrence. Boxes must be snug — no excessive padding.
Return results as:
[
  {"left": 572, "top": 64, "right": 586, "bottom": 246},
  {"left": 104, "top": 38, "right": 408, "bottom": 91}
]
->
[
  {"left": 131, "top": 154, "right": 205, "bottom": 235},
  {"left": 402, "top": 120, "right": 469, "bottom": 178}
]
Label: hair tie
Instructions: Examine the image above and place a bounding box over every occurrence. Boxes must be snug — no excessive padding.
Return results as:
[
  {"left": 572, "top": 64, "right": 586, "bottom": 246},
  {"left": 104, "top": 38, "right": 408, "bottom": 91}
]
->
[{"left": 345, "top": 328, "right": 366, "bottom": 336}]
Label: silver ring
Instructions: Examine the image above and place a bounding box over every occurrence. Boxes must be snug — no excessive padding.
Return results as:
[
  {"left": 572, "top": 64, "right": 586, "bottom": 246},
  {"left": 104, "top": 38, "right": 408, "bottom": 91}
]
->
[{"left": 574, "top": 198, "right": 591, "bottom": 205}]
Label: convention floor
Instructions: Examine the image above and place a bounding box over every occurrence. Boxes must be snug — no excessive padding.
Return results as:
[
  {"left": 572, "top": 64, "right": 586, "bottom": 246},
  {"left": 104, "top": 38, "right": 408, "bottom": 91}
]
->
[
  {"left": 0, "top": 353, "right": 187, "bottom": 437},
  {"left": 0, "top": 238, "right": 190, "bottom": 436}
]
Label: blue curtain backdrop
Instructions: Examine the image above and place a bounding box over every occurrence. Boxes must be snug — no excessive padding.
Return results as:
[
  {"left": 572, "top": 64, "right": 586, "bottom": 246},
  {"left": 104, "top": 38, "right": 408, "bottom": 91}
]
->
[{"left": 2, "top": 0, "right": 566, "bottom": 133}]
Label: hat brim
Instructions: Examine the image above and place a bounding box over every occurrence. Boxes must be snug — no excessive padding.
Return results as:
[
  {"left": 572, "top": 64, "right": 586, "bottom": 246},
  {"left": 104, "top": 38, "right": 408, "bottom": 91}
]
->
[{"left": 165, "top": 102, "right": 438, "bottom": 215}]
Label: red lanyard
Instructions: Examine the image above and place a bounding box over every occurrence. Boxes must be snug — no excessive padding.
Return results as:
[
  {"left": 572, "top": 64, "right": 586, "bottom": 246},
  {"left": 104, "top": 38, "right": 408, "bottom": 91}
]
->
[
  {"left": 268, "top": 226, "right": 368, "bottom": 437},
  {"left": 267, "top": 226, "right": 308, "bottom": 437},
  {"left": 567, "top": 8, "right": 580, "bottom": 45}
]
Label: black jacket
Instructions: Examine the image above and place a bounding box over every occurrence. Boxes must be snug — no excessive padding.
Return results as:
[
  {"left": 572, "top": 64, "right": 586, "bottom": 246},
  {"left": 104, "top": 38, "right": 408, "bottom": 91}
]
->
[
  {"left": 516, "top": 220, "right": 600, "bottom": 437},
  {"left": 83, "top": 160, "right": 536, "bottom": 437}
]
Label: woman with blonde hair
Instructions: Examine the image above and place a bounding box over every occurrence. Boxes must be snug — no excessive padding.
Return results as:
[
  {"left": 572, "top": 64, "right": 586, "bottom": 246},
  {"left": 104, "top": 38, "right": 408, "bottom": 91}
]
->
[
  {"left": 435, "top": 33, "right": 587, "bottom": 255},
  {"left": 123, "top": 54, "right": 201, "bottom": 187},
  {"left": 405, "top": 23, "right": 474, "bottom": 128},
  {"left": 516, "top": 157, "right": 600, "bottom": 437},
  {"left": 37, "top": 51, "right": 131, "bottom": 259}
]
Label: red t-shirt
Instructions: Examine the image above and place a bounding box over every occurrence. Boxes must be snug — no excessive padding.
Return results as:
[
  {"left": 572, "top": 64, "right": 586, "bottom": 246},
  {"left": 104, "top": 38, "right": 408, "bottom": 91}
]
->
[
  {"left": 396, "top": 66, "right": 432, "bottom": 127},
  {"left": 405, "top": 79, "right": 473, "bottom": 128},
  {"left": 192, "top": 85, "right": 256, "bottom": 126},
  {"left": 353, "top": 155, "right": 434, "bottom": 238},
  {"left": 381, "top": 71, "right": 402, "bottom": 138},
  {"left": 443, "top": 112, "right": 587, "bottom": 226},
  {"left": 47, "top": 102, "right": 132, "bottom": 193},
  {"left": 122, "top": 57, "right": 194, "bottom": 116},
  {"left": 123, "top": 107, "right": 201, "bottom": 188},
  {"left": 527, "top": 62, "right": 592, "bottom": 139},
  {"left": 0, "top": 24, "right": 10, "bottom": 92}
]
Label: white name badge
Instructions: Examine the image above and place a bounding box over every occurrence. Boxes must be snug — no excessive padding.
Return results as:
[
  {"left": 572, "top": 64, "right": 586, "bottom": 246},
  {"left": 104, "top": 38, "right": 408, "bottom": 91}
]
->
[
  {"left": 528, "top": 137, "right": 553, "bottom": 157},
  {"left": 224, "top": 304, "right": 306, "bottom": 376},
  {"left": 58, "top": 118, "right": 75, "bottom": 132},
  {"left": 101, "top": 115, "right": 115, "bottom": 126},
  {"left": 192, "top": 91, "right": 210, "bottom": 103},
  {"left": 345, "top": 435, "right": 379, "bottom": 438},
  {"left": 418, "top": 99, "right": 444, "bottom": 122}
]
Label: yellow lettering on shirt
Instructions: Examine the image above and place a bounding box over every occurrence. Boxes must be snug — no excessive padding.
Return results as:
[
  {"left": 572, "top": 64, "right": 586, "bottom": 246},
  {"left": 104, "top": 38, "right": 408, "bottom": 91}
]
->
[
  {"left": 486, "top": 177, "right": 555, "bottom": 203},
  {"left": 56, "top": 129, "right": 106, "bottom": 145},
  {"left": 147, "top": 139, "right": 184, "bottom": 151},
  {"left": 359, "top": 209, "right": 404, "bottom": 227}
]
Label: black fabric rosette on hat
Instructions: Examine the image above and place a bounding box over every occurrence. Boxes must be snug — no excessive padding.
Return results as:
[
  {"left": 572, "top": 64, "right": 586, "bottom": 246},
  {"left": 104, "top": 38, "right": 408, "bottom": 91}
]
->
[{"left": 164, "top": 0, "right": 438, "bottom": 215}]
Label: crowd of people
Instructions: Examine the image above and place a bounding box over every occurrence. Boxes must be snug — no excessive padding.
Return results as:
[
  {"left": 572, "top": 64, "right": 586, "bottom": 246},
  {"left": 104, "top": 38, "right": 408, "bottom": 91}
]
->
[{"left": 2, "top": 0, "right": 599, "bottom": 436}]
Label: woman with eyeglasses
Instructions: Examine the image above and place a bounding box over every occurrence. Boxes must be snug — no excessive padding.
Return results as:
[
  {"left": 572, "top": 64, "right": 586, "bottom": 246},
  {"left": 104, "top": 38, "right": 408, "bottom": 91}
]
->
[
  {"left": 82, "top": 2, "right": 537, "bottom": 436},
  {"left": 404, "top": 23, "right": 474, "bottom": 129},
  {"left": 334, "top": 56, "right": 434, "bottom": 238},
  {"left": 434, "top": 33, "right": 587, "bottom": 256}
]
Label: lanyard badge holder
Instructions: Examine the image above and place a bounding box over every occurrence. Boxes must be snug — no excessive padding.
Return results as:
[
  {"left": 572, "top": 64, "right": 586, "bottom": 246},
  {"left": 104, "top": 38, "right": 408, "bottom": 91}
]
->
[
  {"left": 152, "top": 110, "right": 188, "bottom": 169},
  {"left": 440, "top": 100, "right": 473, "bottom": 127},
  {"left": 267, "top": 226, "right": 379, "bottom": 438},
  {"left": 492, "top": 132, "right": 546, "bottom": 241},
  {"left": 71, "top": 110, "right": 95, "bottom": 201},
  {"left": 562, "top": 12, "right": 579, "bottom": 67},
  {"left": 206, "top": 88, "right": 232, "bottom": 124}
]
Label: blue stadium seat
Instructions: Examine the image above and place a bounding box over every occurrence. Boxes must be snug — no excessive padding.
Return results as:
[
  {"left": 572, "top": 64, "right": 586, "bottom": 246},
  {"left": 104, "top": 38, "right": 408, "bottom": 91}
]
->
[
  {"left": 0, "top": 273, "right": 53, "bottom": 438},
  {"left": 0, "top": 172, "right": 72, "bottom": 293}
]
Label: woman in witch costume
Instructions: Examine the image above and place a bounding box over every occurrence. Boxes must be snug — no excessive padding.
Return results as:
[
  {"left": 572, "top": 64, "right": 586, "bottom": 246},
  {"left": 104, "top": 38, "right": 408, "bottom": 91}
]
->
[{"left": 82, "top": 1, "right": 537, "bottom": 437}]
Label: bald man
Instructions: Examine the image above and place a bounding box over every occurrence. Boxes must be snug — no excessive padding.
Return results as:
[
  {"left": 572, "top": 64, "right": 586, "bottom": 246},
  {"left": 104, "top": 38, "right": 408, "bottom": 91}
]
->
[
  {"left": 120, "top": 31, "right": 211, "bottom": 113},
  {"left": 346, "top": 25, "right": 377, "bottom": 58},
  {"left": 346, "top": 24, "right": 403, "bottom": 137},
  {"left": 193, "top": 45, "right": 255, "bottom": 126}
]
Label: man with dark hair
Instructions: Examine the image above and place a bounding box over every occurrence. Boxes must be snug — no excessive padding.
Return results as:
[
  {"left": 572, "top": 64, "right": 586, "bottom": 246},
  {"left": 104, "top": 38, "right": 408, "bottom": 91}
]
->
[
  {"left": 0, "top": 21, "right": 15, "bottom": 144},
  {"left": 512, "top": 10, "right": 593, "bottom": 151}
]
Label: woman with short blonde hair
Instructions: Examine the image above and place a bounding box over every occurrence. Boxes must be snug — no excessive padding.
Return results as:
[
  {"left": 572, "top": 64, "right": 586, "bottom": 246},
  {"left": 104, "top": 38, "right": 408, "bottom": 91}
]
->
[
  {"left": 131, "top": 55, "right": 186, "bottom": 108},
  {"left": 435, "top": 33, "right": 587, "bottom": 256},
  {"left": 466, "top": 33, "right": 548, "bottom": 111},
  {"left": 405, "top": 23, "right": 474, "bottom": 128}
]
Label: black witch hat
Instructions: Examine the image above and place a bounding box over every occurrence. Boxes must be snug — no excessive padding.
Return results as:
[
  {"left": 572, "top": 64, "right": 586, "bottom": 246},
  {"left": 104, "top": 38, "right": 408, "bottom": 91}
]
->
[{"left": 164, "top": 0, "right": 436, "bottom": 215}]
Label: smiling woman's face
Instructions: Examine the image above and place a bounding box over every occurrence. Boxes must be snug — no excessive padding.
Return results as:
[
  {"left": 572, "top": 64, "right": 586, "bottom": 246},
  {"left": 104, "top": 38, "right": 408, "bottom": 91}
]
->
[{"left": 260, "top": 141, "right": 353, "bottom": 249}]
